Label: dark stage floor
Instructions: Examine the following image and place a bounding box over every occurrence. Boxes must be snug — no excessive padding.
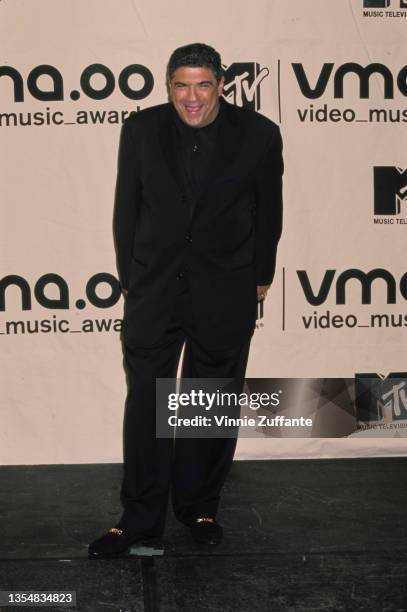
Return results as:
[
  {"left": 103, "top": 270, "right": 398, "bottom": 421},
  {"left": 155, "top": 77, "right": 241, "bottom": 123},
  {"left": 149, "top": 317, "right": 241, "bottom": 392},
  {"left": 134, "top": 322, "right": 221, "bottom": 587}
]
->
[{"left": 1, "top": 458, "right": 406, "bottom": 611}]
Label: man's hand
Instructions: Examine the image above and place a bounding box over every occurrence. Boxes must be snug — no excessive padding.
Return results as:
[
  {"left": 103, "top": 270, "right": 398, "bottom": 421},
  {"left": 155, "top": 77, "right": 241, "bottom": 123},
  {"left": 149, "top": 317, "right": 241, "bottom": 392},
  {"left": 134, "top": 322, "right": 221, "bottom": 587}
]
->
[{"left": 257, "top": 284, "right": 270, "bottom": 301}]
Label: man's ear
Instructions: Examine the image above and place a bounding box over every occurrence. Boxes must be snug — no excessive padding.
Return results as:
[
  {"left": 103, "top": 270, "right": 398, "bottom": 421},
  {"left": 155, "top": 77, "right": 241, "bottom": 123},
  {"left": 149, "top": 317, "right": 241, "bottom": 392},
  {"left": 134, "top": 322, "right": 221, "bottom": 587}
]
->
[
  {"left": 166, "top": 79, "right": 172, "bottom": 101},
  {"left": 217, "top": 76, "right": 225, "bottom": 96}
]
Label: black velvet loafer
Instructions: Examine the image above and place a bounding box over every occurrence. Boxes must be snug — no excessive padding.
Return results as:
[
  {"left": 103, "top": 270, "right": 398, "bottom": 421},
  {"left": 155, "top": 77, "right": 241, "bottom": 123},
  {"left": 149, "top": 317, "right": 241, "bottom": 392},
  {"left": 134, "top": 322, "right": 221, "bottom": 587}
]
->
[
  {"left": 88, "top": 527, "right": 146, "bottom": 559},
  {"left": 190, "top": 517, "right": 223, "bottom": 545}
]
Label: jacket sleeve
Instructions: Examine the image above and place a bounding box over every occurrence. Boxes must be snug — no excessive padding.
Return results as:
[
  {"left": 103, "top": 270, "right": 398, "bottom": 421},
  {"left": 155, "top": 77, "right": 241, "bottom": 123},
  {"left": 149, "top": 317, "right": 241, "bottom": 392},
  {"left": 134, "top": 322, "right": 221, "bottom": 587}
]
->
[
  {"left": 254, "top": 125, "right": 284, "bottom": 286},
  {"left": 113, "top": 118, "right": 141, "bottom": 291}
]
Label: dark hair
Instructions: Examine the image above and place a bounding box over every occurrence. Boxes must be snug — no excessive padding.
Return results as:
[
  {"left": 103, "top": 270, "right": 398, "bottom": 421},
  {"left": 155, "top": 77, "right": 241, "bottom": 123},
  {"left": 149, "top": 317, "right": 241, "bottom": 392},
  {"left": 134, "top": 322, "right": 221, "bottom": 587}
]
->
[{"left": 167, "top": 43, "right": 223, "bottom": 83}]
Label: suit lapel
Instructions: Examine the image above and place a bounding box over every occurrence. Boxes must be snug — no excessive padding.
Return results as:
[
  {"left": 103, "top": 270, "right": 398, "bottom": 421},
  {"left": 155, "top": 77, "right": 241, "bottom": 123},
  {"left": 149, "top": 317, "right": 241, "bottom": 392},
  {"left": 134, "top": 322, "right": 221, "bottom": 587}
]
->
[{"left": 158, "top": 106, "right": 185, "bottom": 199}]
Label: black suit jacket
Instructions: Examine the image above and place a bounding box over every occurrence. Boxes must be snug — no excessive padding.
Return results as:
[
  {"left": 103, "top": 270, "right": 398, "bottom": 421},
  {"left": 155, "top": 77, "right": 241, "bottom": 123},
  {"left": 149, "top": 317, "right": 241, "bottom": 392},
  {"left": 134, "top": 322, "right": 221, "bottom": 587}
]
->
[{"left": 113, "top": 97, "right": 283, "bottom": 348}]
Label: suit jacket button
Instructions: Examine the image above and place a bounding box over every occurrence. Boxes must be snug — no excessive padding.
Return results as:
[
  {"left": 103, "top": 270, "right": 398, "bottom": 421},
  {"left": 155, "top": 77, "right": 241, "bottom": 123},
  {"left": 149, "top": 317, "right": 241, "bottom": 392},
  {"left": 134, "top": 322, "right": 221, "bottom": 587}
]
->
[
  {"left": 185, "top": 235, "right": 192, "bottom": 242},
  {"left": 176, "top": 273, "right": 184, "bottom": 280}
]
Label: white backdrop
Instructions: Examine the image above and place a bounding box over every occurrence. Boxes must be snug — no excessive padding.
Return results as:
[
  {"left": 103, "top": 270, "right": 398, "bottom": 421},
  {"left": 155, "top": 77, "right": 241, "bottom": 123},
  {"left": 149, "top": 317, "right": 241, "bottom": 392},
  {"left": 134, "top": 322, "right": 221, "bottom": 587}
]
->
[{"left": 1, "top": 0, "right": 406, "bottom": 463}]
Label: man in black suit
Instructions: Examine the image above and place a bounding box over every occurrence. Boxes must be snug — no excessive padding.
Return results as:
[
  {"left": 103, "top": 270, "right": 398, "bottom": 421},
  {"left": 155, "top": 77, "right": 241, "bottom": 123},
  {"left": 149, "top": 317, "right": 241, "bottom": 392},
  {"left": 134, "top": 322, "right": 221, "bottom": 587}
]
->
[{"left": 89, "top": 43, "right": 283, "bottom": 558}]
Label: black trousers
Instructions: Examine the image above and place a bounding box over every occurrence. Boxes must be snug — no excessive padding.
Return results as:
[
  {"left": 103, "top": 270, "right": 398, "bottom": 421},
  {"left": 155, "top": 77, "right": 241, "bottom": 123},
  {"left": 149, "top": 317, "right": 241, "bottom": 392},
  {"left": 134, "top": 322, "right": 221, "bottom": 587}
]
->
[{"left": 118, "top": 282, "right": 253, "bottom": 536}]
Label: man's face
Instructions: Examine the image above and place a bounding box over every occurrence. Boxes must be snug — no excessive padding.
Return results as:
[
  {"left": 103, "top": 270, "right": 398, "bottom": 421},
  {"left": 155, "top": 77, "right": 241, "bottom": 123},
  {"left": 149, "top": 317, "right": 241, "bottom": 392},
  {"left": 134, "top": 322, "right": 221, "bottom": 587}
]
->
[{"left": 168, "top": 66, "right": 224, "bottom": 128}]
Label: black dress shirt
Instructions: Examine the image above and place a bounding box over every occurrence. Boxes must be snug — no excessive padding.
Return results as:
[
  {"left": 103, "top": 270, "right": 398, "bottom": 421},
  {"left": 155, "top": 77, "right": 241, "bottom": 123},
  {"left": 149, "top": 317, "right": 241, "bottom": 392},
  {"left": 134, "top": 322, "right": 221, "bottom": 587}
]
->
[{"left": 172, "top": 105, "right": 223, "bottom": 212}]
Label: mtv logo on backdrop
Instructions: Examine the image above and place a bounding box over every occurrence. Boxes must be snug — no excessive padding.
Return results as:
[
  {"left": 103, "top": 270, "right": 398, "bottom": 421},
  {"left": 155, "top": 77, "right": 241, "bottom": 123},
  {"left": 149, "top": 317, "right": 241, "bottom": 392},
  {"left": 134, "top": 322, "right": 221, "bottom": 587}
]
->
[
  {"left": 363, "top": 0, "right": 390, "bottom": 6},
  {"left": 373, "top": 167, "right": 407, "bottom": 215},
  {"left": 355, "top": 373, "right": 407, "bottom": 423},
  {"left": 223, "top": 63, "right": 269, "bottom": 111}
]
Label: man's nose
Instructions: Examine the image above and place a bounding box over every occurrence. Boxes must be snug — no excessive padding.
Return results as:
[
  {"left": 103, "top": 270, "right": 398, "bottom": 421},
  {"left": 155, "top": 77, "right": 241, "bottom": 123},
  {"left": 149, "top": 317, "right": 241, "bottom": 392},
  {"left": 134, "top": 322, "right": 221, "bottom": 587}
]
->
[{"left": 186, "top": 86, "right": 198, "bottom": 101}]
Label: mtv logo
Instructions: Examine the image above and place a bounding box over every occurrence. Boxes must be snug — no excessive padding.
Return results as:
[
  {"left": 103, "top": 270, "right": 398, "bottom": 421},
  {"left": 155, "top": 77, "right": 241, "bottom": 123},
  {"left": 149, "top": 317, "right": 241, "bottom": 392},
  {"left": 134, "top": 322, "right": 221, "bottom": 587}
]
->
[
  {"left": 355, "top": 372, "right": 407, "bottom": 422},
  {"left": 373, "top": 167, "right": 407, "bottom": 215},
  {"left": 363, "top": 0, "right": 390, "bottom": 6},
  {"left": 223, "top": 62, "right": 269, "bottom": 111}
]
